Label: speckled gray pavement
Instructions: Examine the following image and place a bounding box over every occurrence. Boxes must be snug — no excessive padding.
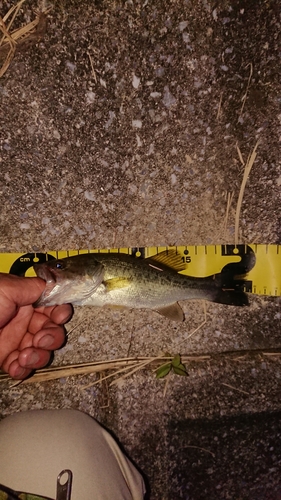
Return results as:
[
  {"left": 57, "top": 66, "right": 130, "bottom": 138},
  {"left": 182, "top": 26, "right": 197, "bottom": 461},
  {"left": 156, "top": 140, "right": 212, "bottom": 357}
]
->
[{"left": 0, "top": 1, "right": 281, "bottom": 498}]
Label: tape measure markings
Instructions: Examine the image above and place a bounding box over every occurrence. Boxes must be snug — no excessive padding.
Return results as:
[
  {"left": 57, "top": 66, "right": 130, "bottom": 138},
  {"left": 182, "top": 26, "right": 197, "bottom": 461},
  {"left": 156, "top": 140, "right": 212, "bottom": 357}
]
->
[{"left": 0, "top": 244, "right": 280, "bottom": 297}]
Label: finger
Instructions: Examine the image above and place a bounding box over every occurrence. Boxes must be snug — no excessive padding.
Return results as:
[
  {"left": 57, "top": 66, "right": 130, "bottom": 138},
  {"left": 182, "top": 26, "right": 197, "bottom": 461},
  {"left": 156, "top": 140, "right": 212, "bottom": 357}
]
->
[
  {"left": 19, "top": 331, "right": 33, "bottom": 350},
  {"left": 2, "top": 347, "right": 53, "bottom": 380},
  {"left": 28, "top": 305, "right": 73, "bottom": 335},
  {"left": 0, "top": 306, "right": 34, "bottom": 366},
  {"left": 18, "top": 347, "right": 51, "bottom": 370},
  {"left": 1, "top": 349, "right": 20, "bottom": 375},
  {"left": 34, "top": 304, "right": 73, "bottom": 323},
  {"left": 0, "top": 274, "right": 45, "bottom": 306},
  {"left": 32, "top": 323, "right": 66, "bottom": 350},
  {"left": 17, "top": 314, "right": 66, "bottom": 351},
  {"left": 48, "top": 304, "right": 73, "bottom": 325},
  {"left": 8, "top": 358, "right": 32, "bottom": 380},
  {"left": 0, "top": 275, "right": 46, "bottom": 327},
  {"left": 1, "top": 349, "right": 34, "bottom": 379}
]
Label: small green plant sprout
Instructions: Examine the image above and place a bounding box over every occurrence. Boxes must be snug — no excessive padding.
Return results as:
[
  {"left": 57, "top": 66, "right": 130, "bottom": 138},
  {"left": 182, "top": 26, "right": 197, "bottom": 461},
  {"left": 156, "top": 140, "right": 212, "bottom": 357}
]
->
[{"left": 156, "top": 353, "right": 188, "bottom": 379}]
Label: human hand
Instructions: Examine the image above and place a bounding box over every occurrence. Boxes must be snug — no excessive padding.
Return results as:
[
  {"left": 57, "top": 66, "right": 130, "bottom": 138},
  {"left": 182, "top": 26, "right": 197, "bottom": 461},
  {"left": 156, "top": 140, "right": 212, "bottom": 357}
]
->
[{"left": 0, "top": 273, "right": 73, "bottom": 379}]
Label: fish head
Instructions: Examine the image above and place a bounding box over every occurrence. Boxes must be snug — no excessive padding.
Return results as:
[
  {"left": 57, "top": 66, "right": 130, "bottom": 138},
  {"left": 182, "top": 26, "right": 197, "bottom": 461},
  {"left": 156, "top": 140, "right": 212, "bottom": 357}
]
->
[{"left": 33, "top": 254, "right": 105, "bottom": 307}]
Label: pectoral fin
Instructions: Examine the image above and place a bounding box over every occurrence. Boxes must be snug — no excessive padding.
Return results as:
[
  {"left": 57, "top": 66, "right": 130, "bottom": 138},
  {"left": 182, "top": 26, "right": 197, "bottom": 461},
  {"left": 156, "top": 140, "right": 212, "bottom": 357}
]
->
[
  {"left": 154, "top": 302, "right": 185, "bottom": 322},
  {"left": 104, "top": 277, "right": 131, "bottom": 292}
]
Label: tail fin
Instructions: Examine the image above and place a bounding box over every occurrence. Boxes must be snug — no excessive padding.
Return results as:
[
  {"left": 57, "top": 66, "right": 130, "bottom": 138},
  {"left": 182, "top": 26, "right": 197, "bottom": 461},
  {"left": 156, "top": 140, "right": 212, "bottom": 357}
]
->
[
  {"left": 213, "top": 288, "right": 249, "bottom": 306},
  {"left": 210, "top": 245, "right": 255, "bottom": 306},
  {"left": 212, "top": 271, "right": 249, "bottom": 306}
]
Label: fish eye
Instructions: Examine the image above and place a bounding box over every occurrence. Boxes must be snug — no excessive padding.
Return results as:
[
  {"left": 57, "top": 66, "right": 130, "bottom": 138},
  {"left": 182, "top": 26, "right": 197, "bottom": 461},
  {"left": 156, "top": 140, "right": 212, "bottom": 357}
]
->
[{"left": 55, "top": 262, "right": 64, "bottom": 269}]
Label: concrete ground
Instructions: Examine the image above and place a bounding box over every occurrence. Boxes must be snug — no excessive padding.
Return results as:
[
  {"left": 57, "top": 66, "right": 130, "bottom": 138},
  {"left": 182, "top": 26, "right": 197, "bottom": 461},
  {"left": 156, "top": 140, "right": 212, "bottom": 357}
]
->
[{"left": 0, "top": 0, "right": 280, "bottom": 498}]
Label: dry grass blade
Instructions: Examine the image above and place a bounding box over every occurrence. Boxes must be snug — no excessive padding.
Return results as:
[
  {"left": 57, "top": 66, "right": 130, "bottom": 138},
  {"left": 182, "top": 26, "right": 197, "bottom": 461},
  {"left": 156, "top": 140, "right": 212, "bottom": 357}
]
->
[
  {"left": 0, "top": 0, "right": 50, "bottom": 77},
  {"left": 236, "top": 144, "right": 245, "bottom": 166},
  {"left": 2, "top": 0, "right": 26, "bottom": 27},
  {"left": 65, "top": 319, "right": 86, "bottom": 337},
  {"left": 262, "top": 352, "right": 281, "bottom": 358},
  {"left": 82, "top": 356, "right": 168, "bottom": 389},
  {"left": 109, "top": 356, "right": 162, "bottom": 387},
  {"left": 0, "top": 357, "right": 151, "bottom": 385},
  {"left": 81, "top": 361, "right": 141, "bottom": 390},
  {"left": 221, "top": 382, "right": 250, "bottom": 395},
  {"left": 177, "top": 301, "right": 207, "bottom": 346},
  {"left": 1, "top": 349, "right": 280, "bottom": 387},
  {"left": 0, "top": 16, "right": 16, "bottom": 76},
  {"left": 223, "top": 191, "right": 234, "bottom": 239},
  {"left": 87, "top": 51, "right": 97, "bottom": 83},
  {"left": 234, "top": 140, "right": 260, "bottom": 245},
  {"left": 184, "top": 445, "right": 215, "bottom": 458},
  {"left": 239, "top": 63, "right": 253, "bottom": 120},
  {"left": 0, "top": 356, "right": 173, "bottom": 387},
  {"left": 216, "top": 92, "right": 223, "bottom": 121}
]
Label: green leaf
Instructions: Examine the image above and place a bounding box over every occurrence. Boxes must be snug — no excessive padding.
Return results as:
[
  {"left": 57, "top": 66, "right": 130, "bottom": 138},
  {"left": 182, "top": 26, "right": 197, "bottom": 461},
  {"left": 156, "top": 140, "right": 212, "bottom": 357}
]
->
[
  {"left": 156, "top": 363, "right": 172, "bottom": 379},
  {"left": 172, "top": 364, "right": 188, "bottom": 377},
  {"left": 171, "top": 354, "right": 181, "bottom": 367}
]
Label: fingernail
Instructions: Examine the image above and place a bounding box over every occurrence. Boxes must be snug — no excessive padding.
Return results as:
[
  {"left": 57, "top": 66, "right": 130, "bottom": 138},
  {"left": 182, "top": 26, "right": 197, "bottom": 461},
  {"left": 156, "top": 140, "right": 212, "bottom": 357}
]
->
[
  {"left": 14, "top": 367, "right": 26, "bottom": 378},
  {"left": 38, "top": 335, "right": 54, "bottom": 349},
  {"left": 64, "top": 312, "right": 73, "bottom": 323},
  {"left": 25, "top": 352, "right": 40, "bottom": 366}
]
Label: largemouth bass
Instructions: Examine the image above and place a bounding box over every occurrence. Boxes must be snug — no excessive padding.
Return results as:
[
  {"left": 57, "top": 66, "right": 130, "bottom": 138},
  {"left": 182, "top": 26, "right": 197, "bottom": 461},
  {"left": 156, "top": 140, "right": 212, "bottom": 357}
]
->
[{"left": 33, "top": 250, "right": 248, "bottom": 321}]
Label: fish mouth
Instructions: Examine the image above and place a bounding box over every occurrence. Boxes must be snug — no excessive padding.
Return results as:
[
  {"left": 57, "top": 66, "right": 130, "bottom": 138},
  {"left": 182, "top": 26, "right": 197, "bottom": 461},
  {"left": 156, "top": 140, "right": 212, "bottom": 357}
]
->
[
  {"left": 33, "top": 264, "right": 57, "bottom": 307},
  {"left": 33, "top": 263, "right": 56, "bottom": 284}
]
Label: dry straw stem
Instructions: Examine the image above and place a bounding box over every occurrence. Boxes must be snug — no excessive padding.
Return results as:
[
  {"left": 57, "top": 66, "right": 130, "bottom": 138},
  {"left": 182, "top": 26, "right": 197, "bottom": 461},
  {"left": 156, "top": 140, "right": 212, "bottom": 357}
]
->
[
  {"left": 239, "top": 63, "right": 253, "bottom": 120},
  {"left": 176, "top": 300, "right": 207, "bottom": 347},
  {"left": 185, "top": 445, "right": 215, "bottom": 458},
  {"left": 234, "top": 140, "right": 260, "bottom": 245},
  {"left": 87, "top": 51, "right": 98, "bottom": 83},
  {"left": 222, "top": 191, "right": 234, "bottom": 239},
  {"left": 1, "top": 348, "right": 280, "bottom": 386},
  {"left": 221, "top": 382, "right": 250, "bottom": 395},
  {"left": 0, "top": 356, "right": 173, "bottom": 387},
  {"left": 216, "top": 92, "right": 223, "bottom": 121},
  {"left": 0, "top": 0, "right": 50, "bottom": 77},
  {"left": 82, "top": 356, "right": 163, "bottom": 389}
]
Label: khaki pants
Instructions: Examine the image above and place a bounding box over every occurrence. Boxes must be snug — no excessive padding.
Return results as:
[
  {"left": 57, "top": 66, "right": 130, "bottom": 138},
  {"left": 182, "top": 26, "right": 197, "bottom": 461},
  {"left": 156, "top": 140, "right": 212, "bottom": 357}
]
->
[{"left": 0, "top": 409, "right": 145, "bottom": 500}]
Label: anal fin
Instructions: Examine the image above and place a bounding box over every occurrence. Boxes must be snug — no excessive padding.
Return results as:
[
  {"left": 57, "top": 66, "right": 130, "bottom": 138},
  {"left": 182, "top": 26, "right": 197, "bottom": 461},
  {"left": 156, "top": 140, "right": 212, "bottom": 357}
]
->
[{"left": 154, "top": 302, "right": 185, "bottom": 322}]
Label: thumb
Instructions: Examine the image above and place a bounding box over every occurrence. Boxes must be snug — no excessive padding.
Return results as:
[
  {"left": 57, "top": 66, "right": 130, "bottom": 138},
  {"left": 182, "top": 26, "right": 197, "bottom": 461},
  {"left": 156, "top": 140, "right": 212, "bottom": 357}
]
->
[{"left": 0, "top": 274, "right": 46, "bottom": 327}]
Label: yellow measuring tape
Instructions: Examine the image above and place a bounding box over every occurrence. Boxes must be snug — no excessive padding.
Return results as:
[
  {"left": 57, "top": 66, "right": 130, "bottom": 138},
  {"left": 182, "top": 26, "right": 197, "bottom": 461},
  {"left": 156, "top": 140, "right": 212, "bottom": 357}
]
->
[{"left": 0, "top": 244, "right": 280, "bottom": 297}]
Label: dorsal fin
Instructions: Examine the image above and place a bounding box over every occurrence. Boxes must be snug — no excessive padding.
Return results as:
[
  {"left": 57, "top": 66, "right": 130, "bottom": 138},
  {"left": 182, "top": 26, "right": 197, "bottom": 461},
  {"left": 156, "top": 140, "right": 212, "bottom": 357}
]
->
[{"left": 147, "top": 250, "right": 186, "bottom": 272}]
